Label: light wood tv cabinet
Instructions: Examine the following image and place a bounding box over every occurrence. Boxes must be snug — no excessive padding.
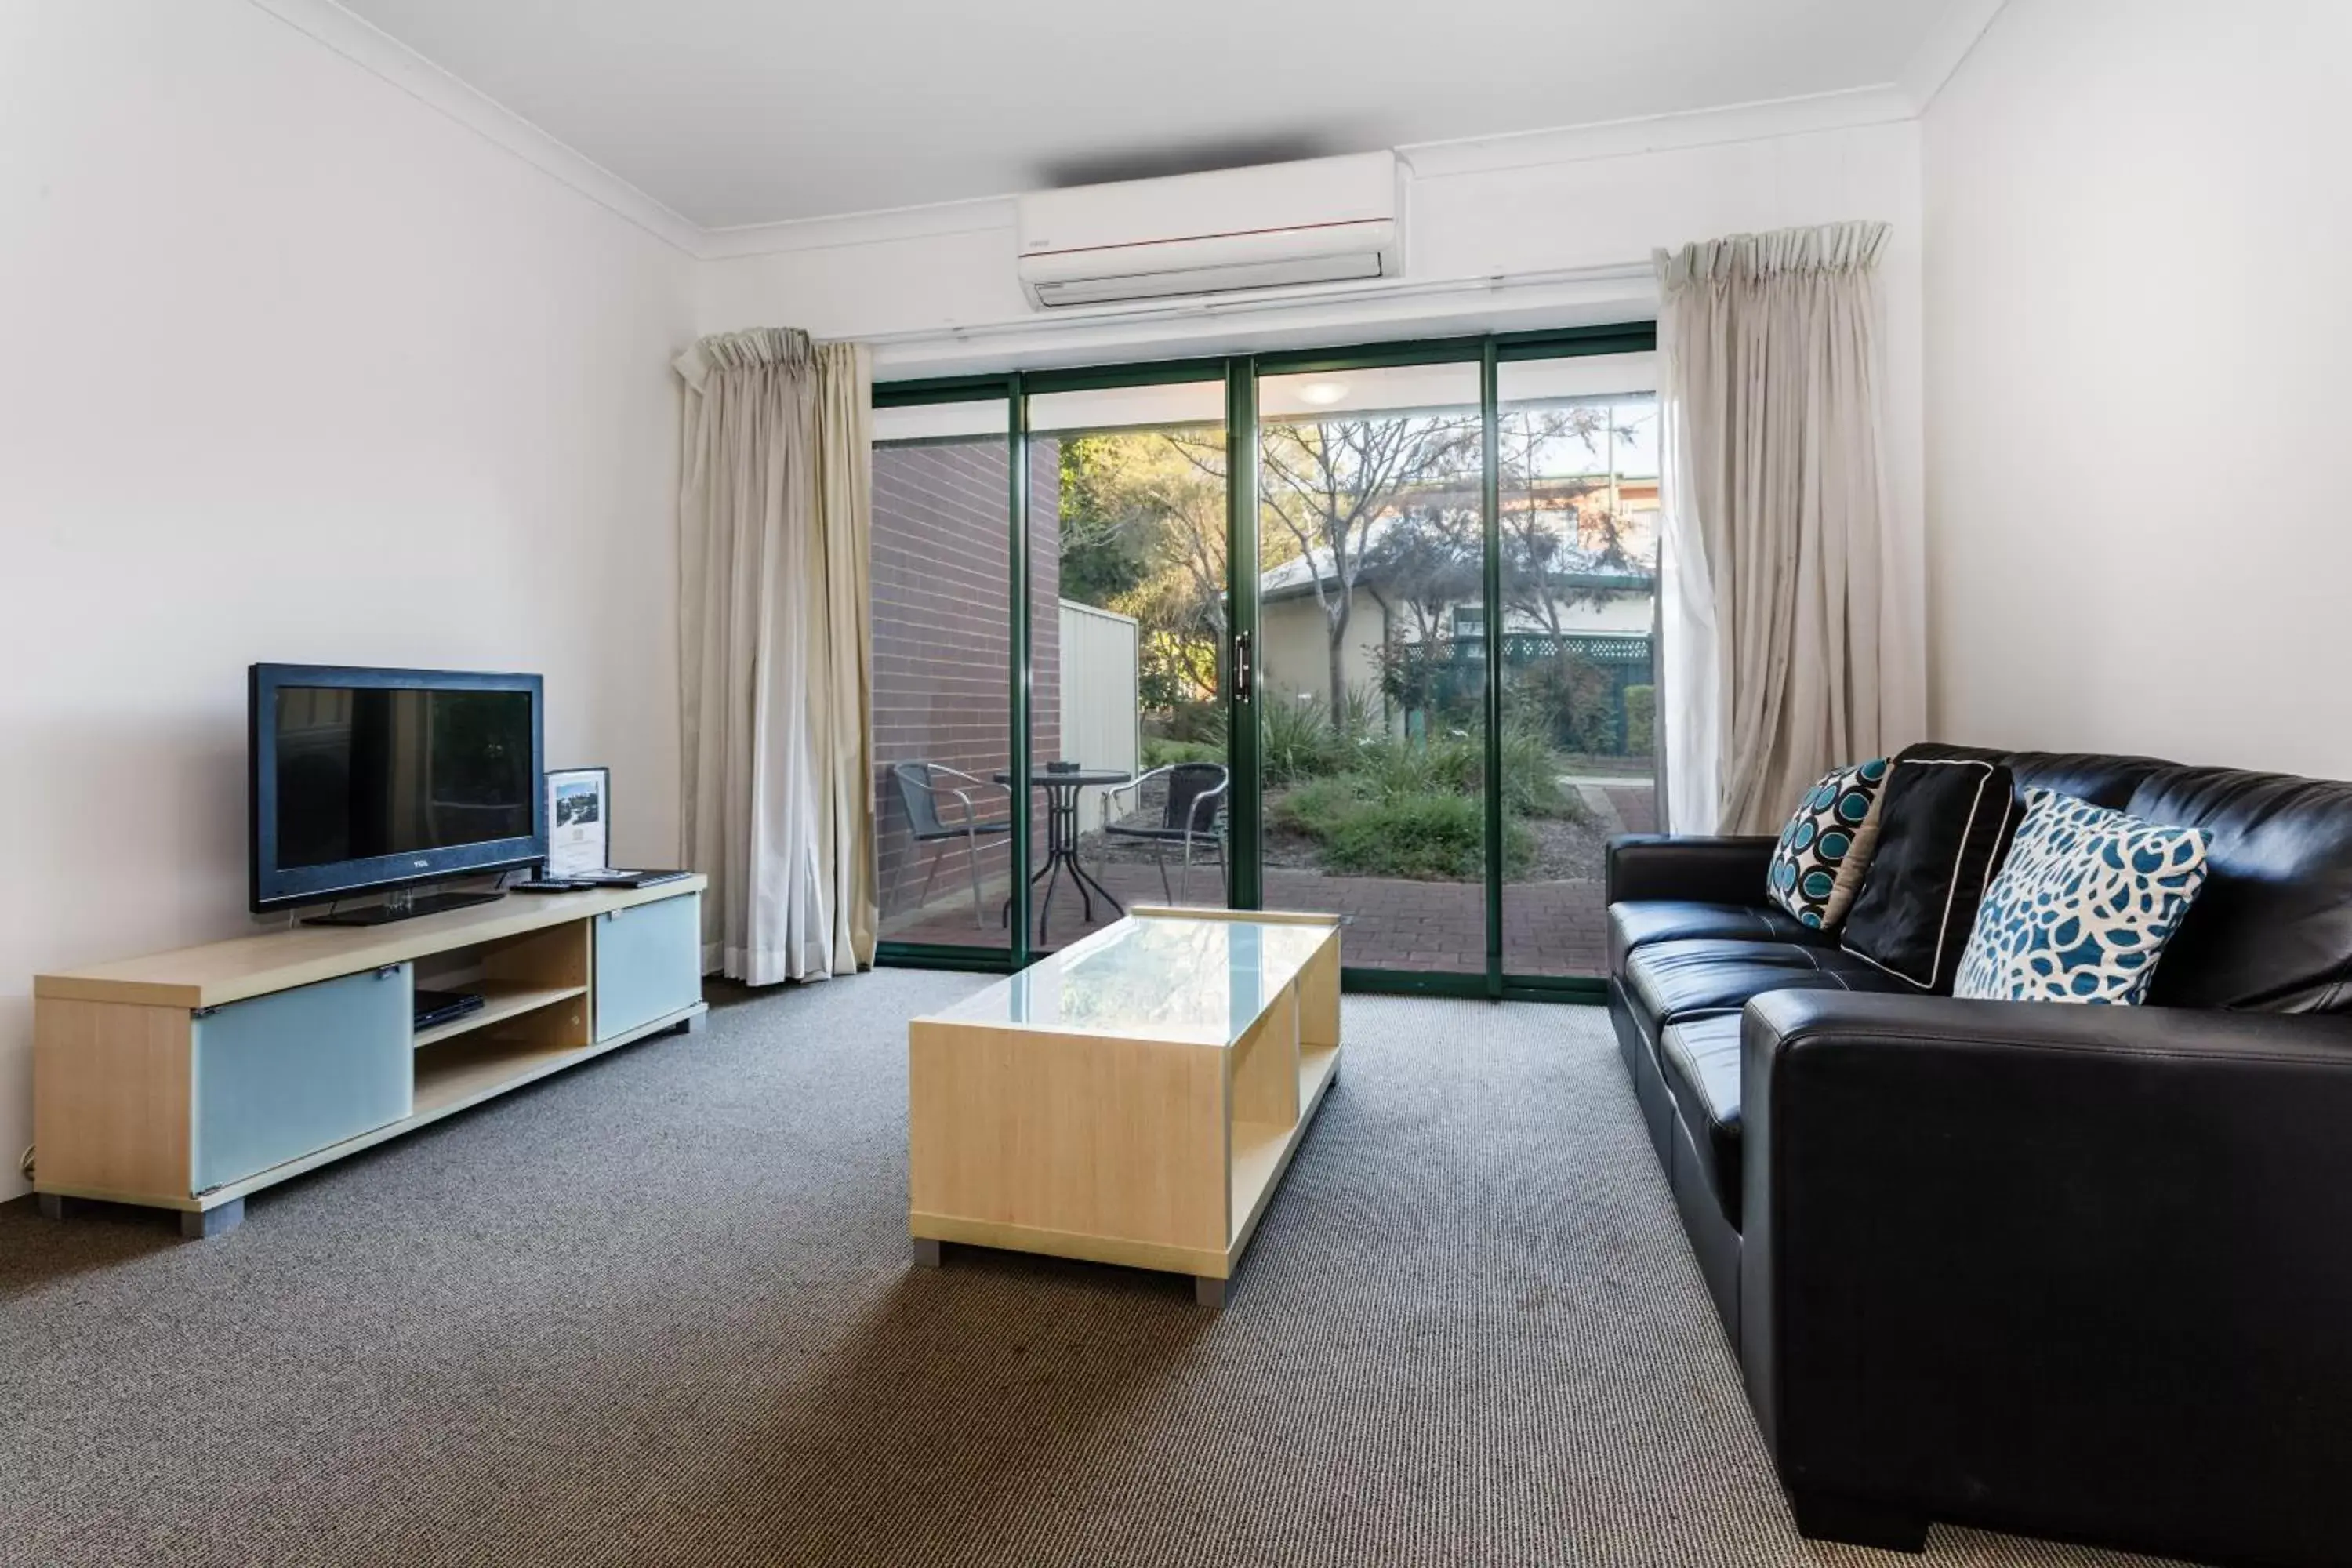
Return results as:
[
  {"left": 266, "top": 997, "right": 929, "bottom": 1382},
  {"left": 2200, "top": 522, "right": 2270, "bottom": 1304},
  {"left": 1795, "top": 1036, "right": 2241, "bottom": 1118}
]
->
[{"left": 31, "top": 878, "right": 707, "bottom": 1236}]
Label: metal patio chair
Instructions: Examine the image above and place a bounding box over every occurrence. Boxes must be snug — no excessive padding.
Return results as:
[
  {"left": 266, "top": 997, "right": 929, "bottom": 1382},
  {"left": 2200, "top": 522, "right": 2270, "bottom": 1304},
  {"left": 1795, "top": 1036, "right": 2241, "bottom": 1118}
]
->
[
  {"left": 887, "top": 762, "right": 1013, "bottom": 927},
  {"left": 1103, "top": 762, "right": 1229, "bottom": 904}
]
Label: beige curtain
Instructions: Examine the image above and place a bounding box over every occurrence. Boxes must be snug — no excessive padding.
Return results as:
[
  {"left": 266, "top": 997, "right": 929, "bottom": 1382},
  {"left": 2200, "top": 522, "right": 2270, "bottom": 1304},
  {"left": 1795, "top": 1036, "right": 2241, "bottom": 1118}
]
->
[
  {"left": 673, "top": 327, "right": 876, "bottom": 984},
  {"left": 1653, "top": 221, "right": 1923, "bottom": 835}
]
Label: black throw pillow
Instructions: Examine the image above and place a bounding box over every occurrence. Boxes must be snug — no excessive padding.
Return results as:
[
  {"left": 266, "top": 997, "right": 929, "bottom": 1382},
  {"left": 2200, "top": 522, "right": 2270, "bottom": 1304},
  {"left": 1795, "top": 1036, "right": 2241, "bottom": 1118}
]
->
[{"left": 1840, "top": 753, "right": 2023, "bottom": 992}]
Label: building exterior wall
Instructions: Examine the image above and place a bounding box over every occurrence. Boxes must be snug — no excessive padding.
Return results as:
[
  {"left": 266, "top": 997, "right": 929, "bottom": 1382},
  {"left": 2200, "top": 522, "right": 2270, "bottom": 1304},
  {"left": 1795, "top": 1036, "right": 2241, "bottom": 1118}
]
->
[
  {"left": 1257, "top": 588, "right": 1390, "bottom": 717},
  {"left": 1258, "top": 588, "right": 1653, "bottom": 710},
  {"left": 871, "top": 435, "right": 1059, "bottom": 927}
]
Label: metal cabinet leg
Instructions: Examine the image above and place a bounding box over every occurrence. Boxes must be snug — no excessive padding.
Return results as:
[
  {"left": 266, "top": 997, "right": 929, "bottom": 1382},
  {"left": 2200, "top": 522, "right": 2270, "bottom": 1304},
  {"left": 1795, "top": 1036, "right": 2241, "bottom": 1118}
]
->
[
  {"left": 35, "top": 1192, "right": 68, "bottom": 1221},
  {"left": 910, "top": 1236, "right": 942, "bottom": 1269},
  {"left": 1193, "top": 1274, "right": 1227, "bottom": 1309},
  {"left": 180, "top": 1199, "right": 243, "bottom": 1240}
]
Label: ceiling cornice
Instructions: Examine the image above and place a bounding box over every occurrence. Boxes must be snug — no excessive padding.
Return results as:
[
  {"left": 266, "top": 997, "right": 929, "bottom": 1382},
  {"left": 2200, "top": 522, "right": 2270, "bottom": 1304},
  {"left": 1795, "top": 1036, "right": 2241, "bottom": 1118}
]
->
[
  {"left": 697, "top": 198, "right": 1016, "bottom": 262},
  {"left": 243, "top": 0, "right": 706, "bottom": 255},
  {"left": 1396, "top": 84, "right": 1916, "bottom": 182},
  {"left": 249, "top": 0, "right": 1994, "bottom": 263},
  {"left": 1897, "top": 0, "right": 2011, "bottom": 113}
]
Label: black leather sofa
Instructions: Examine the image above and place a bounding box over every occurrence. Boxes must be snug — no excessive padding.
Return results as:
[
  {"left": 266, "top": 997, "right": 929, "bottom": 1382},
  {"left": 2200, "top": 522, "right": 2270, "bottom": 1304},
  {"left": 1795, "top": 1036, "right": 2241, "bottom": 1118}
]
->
[{"left": 1606, "top": 742, "right": 2352, "bottom": 1566}]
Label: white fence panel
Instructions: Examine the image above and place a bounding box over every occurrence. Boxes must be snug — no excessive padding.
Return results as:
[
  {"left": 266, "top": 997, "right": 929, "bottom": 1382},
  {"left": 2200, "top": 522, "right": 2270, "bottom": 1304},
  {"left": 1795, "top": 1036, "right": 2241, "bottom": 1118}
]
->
[{"left": 1058, "top": 599, "right": 1141, "bottom": 834}]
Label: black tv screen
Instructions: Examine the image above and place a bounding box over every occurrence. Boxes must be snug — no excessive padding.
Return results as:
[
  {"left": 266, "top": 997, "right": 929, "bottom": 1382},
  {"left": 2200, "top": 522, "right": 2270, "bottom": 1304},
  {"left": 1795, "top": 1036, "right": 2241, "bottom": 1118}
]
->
[{"left": 249, "top": 665, "right": 545, "bottom": 910}]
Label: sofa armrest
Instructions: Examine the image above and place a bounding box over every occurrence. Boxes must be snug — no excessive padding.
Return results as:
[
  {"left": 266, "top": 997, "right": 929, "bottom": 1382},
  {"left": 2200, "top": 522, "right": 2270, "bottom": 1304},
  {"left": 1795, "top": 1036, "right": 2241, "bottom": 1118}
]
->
[
  {"left": 1739, "top": 990, "right": 2352, "bottom": 1561},
  {"left": 1604, "top": 833, "right": 1777, "bottom": 907}
]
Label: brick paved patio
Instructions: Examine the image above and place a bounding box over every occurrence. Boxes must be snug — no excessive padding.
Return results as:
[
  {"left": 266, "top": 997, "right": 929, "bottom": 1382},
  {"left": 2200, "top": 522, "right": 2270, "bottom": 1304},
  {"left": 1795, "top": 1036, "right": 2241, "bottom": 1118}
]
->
[{"left": 881, "top": 781, "right": 1656, "bottom": 976}]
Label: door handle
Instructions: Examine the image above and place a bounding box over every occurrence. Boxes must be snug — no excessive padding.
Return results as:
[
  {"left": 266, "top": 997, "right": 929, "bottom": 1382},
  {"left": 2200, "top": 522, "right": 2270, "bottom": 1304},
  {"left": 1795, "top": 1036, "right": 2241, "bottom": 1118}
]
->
[{"left": 1232, "top": 631, "right": 1253, "bottom": 702}]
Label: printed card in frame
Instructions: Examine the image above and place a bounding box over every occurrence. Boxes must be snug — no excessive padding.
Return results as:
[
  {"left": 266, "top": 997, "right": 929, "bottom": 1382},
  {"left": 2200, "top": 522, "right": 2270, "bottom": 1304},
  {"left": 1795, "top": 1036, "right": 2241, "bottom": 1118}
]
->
[{"left": 545, "top": 766, "right": 610, "bottom": 878}]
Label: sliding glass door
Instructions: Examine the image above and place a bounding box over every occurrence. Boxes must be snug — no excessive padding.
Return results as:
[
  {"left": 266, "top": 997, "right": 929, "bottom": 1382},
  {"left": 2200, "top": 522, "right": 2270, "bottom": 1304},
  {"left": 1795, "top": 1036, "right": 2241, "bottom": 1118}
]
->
[
  {"left": 1254, "top": 357, "right": 1488, "bottom": 975},
  {"left": 870, "top": 394, "right": 1017, "bottom": 953},
  {"left": 1495, "top": 351, "right": 1661, "bottom": 984},
  {"left": 1025, "top": 373, "right": 1234, "bottom": 950},
  {"left": 872, "top": 325, "right": 1657, "bottom": 996}
]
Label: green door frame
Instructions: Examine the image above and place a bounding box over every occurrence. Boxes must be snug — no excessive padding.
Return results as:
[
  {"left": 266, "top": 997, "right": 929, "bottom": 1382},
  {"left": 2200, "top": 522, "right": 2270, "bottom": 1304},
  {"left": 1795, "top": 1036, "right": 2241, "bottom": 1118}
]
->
[
  {"left": 1224, "top": 357, "right": 1264, "bottom": 915},
  {"left": 873, "top": 321, "right": 1657, "bottom": 1002}
]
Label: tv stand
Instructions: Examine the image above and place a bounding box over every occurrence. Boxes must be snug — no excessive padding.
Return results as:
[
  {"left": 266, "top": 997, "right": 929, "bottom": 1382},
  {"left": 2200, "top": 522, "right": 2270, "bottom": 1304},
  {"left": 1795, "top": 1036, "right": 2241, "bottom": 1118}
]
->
[
  {"left": 31, "top": 878, "right": 706, "bottom": 1236},
  {"left": 304, "top": 886, "right": 506, "bottom": 927}
]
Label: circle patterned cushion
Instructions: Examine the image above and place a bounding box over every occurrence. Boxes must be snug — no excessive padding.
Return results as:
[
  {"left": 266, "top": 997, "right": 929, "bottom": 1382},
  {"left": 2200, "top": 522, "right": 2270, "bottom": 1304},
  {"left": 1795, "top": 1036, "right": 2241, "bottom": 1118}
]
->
[{"left": 1764, "top": 757, "right": 1890, "bottom": 931}]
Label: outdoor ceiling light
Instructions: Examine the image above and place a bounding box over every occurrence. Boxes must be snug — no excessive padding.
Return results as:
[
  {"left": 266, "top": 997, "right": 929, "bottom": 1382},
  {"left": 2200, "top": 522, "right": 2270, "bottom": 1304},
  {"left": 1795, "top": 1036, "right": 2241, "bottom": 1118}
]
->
[{"left": 1294, "top": 380, "right": 1348, "bottom": 407}]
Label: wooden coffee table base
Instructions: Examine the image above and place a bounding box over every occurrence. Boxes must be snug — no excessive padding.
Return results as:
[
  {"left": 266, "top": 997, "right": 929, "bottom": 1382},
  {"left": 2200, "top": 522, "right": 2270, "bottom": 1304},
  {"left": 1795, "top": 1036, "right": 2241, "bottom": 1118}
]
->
[{"left": 907, "top": 909, "right": 1341, "bottom": 1308}]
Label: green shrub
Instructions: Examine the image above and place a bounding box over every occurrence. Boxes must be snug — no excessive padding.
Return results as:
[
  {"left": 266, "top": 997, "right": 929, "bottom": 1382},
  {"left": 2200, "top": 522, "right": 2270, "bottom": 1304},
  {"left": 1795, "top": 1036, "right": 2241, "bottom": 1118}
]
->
[
  {"left": 1323, "top": 723, "right": 1585, "bottom": 823},
  {"left": 1320, "top": 793, "right": 1484, "bottom": 879},
  {"left": 1351, "top": 732, "right": 1446, "bottom": 799},
  {"left": 1498, "top": 723, "right": 1584, "bottom": 820},
  {"left": 1142, "top": 737, "right": 1224, "bottom": 769},
  {"left": 1270, "top": 775, "right": 1367, "bottom": 833},
  {"left": 1501, "top": 815, "right": 1537, "bottom": 877},
  {"left": 1336, "top": 682, "right": 1385, "bottom": 739},
  {"left": 1258, "top": 694, "right": 1349, "bottom": 786},
  {"left": 1311, "top": 792, "right": 1537, "bottom": 880},
  {"left": 1157, "top": 700, "right": 1225, "bottom": 745},
  {"left": 1624, "top": 684, "right": 1656, "bottom": 757},
  {"left": 1508, "top": 650, "right": 1621, "bottom": 754}
]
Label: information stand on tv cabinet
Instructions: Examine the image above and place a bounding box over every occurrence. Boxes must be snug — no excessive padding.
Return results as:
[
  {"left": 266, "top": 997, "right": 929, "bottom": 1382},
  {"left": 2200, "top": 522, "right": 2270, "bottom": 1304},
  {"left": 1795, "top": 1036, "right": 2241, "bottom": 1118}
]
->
[{"left": 31, "top": 878, "right": 708, "bottom": 1237}]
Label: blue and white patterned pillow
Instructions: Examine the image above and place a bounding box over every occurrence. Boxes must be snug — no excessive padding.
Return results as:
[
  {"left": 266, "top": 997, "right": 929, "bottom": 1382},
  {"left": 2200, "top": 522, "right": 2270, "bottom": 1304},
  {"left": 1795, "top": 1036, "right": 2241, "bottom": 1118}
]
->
[
  {"left": 1765, "top": 758, "right": 1890, "bottom": 931},
  {"left": 1953, "top": 788, "right": 2211, "bottom": 1004}
]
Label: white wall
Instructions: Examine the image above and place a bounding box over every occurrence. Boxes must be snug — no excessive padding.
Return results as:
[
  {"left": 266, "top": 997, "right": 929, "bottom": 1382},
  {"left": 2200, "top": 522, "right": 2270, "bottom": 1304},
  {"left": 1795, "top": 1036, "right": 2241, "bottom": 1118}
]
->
[
  {"left": 0, "top": 2, "right": 693, "bottom": 1199},
  {"left": 1921, "top": 0, "right": 2352, "bottom": 773}
]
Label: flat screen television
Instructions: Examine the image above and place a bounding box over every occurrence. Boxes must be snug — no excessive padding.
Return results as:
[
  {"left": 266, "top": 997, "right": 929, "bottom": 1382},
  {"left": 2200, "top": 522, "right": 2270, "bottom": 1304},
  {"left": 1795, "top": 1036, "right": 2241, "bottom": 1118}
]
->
[{"left": 249, "top": 664, "right": 545, "bottom": 918}]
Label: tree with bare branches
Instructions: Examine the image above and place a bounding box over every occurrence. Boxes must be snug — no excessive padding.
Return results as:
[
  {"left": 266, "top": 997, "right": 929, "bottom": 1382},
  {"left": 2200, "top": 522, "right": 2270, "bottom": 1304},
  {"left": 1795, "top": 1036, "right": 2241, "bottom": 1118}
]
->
[
  {"left": 1496, "top": 407, "right": 1648, "bottom": 639},
  {"left": 1255, "top": 415, "right": 1479, "bottom": 719}
]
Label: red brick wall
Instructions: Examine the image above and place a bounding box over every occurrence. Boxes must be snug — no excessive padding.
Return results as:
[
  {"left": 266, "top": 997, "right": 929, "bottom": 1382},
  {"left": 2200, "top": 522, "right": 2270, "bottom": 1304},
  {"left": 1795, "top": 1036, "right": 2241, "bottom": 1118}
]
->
[{"left": 871, "top": 435, "right": 1058, "bottom": 928}]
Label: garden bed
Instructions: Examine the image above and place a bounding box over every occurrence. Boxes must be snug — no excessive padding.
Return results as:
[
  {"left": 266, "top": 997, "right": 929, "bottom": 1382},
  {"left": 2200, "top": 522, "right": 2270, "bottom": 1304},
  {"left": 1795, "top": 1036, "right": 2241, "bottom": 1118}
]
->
[
  {"left": 1260, "top": 801, "right": 1607, "bottom": 883},
  {"left": 1097, "top": 707, "right": 1620, "bottom": 884}
]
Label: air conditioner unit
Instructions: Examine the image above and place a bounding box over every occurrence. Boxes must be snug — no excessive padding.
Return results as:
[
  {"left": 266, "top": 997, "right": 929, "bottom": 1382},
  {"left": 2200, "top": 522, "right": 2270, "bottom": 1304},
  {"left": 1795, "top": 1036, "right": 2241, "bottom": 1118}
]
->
[{"left": 1016, "top": 151, "right": 1402, "bottom": 311}]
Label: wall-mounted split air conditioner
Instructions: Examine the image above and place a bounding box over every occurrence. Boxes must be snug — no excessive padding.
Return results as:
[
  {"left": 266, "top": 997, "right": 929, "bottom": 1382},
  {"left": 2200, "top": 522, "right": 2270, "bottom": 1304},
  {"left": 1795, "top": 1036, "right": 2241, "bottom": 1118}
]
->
[{"left": 1014, "top": 151, "right": 1402, "bottom": 310}]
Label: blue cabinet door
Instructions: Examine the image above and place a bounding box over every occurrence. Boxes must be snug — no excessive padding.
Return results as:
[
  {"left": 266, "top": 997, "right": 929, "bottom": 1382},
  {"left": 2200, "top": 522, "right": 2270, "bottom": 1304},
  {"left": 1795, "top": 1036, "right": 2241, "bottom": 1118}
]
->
[
  {"left": 191, "top": 965, "right": 413, "bottom": 1192},
  {"left": 595, "top": 892, "right": 702, "bottom": 1041}
]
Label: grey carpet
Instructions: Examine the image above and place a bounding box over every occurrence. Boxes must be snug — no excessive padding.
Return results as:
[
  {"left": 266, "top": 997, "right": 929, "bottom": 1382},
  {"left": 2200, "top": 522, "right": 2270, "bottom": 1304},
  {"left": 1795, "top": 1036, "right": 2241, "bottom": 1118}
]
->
[{"left": 0, "top": 973, "right": 2190, "bottom": 1568}]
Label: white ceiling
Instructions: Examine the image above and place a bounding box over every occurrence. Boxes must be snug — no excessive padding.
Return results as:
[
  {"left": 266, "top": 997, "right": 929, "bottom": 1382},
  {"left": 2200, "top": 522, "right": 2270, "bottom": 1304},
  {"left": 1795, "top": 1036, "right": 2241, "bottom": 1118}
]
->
[{"left": 333, "top": 0, "right": 1962, "bottom": 230}]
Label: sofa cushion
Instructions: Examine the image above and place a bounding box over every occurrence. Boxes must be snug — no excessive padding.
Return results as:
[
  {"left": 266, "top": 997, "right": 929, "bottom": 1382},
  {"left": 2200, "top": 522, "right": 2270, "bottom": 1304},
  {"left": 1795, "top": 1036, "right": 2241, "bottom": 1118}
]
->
[
  {"left": 1764, "top": 758, "right": 1890, "bottom": 932},
  {"left": 1608, "top": 900, "right": 1822, "bottom": 975},
  {"left": 1896, "top": 742, "right": 2172, "bottom": 811},
  {"left": 1625, "top": 938, "right": 1911, "bottom": 1032},
  {"left": 2125, "top": 768, "right": 2352, "bottom": 1012},
  {"left": 1841, "top": 753, "right": 2022, "bottom": 993},
  {"left": 1884, "top": 743, "right": 2352, "bottom": 1011},
  {"left": 1956, "top": 789, "right": 2212, "bottom": 1004},
  {"left": 1659, "top": 1014, "right": 1745, "bottom": 1225}
]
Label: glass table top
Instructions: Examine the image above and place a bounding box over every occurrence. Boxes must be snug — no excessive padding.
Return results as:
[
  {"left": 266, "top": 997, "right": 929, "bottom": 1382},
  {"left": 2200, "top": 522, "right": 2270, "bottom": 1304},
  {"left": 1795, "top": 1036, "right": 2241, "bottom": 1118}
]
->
[{"left": 919, "top": 914, "right": 1336, "bottom": 1046}]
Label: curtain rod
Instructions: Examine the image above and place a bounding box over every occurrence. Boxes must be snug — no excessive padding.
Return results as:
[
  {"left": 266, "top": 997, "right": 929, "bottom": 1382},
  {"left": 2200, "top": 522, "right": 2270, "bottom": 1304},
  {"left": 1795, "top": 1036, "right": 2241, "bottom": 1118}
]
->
[{"left": 851, "top": 260, "right": 1656, "bottom": 350}]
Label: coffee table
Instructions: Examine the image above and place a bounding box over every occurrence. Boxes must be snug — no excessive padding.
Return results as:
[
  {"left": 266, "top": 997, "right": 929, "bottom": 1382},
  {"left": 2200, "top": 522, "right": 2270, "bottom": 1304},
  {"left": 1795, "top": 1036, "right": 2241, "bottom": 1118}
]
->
[{"left": 907, "top": 906, "right": 1341, "bottom": 1307}]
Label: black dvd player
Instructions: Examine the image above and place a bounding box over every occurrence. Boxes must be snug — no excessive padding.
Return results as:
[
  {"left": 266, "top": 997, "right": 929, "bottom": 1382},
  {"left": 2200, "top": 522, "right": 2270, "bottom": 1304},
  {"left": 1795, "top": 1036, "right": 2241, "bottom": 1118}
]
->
[{"left": 413, "top": 989, "right": 485, "bottom": 1031}]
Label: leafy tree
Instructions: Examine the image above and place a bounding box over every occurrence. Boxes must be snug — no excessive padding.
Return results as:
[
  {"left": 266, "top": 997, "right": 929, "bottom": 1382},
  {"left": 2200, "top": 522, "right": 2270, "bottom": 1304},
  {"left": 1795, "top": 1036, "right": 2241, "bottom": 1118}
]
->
[
  {"left": 1055, "top": 430, "right": 1229, "bottom": 709},
  {"left": 1057, "top": 437, "right": 1154, "bottom": 608}
]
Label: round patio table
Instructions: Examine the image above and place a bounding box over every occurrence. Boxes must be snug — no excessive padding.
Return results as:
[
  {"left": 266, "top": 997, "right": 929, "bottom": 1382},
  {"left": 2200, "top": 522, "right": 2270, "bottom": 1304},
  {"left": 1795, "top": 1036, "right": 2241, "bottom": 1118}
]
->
[{"left": 993, "top": 768, "right": 1131, "bottom": 944}]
